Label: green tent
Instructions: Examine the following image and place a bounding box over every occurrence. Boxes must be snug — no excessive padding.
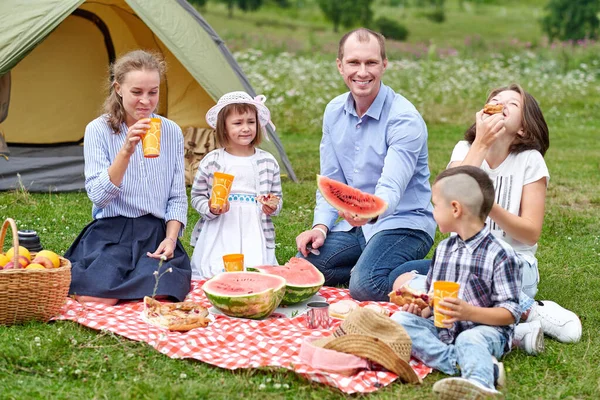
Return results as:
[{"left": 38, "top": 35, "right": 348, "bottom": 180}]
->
[{"left": 0, "top": 0, "right": 296, "bottom": 191}]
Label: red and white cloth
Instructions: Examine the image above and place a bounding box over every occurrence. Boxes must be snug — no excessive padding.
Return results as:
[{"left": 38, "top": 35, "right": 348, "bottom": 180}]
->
[{"left": 54, "top": 280, "right": 432, "bottom": 394}]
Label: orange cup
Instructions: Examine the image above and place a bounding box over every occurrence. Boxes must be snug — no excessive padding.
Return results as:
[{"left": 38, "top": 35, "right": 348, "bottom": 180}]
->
[
  {"left": 433, "top": 281, "right": 460, "bottom": 328},
  {"left": 210, "top": 172, "right": 235, "bottom": 208},
  {"left": 141, "top": 118, "right": 161, "bottom": 158},
  {"left": 223, "top": 253, "right": 244, "bottom": 272}
]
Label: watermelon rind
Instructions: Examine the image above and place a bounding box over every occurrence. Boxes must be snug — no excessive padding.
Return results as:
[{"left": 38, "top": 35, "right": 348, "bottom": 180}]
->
[
  {"left": 317, "top": 174, "right": 388, "bottom": 219},
  {"left": 251, "top": 260, "right": 325, "bottom": 305},
  {"left": 202, "top": 272, "right": 286, "bottom": 319}
]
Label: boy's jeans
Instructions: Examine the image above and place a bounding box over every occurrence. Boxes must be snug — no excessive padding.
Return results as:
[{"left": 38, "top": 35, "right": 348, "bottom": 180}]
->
[
  {"left": 392, "top": 311, "right": 507, "bottom": 389},
  {"left": 297, "top": 227, "right": 432, "bottom": 301}
]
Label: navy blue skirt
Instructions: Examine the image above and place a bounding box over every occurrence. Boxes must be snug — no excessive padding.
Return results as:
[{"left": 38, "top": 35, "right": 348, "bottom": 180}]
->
[{"left": 65, "top": 215, "right": 191, "bottom": 302}]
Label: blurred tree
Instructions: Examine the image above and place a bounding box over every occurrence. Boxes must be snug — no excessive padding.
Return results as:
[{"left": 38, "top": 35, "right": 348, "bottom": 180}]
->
[
  {"left": 216, "top": 0, "right": 264, "bottom": 18},
  {"left": 542, "top": 0, "right": 600, "bottom": 41},
  {"left": 188, "top": 0, "right": 208, "bottom": 11},
  {"left": 317, "top": 0, "right": 374, "bottom": 32}
]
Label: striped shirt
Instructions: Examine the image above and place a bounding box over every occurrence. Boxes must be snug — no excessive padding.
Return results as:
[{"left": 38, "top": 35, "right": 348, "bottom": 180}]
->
[
  {"left": 190, "top": 148, "right": 282, "bottom": 248},
  {"left": 83, "top": 115, "right": 187, "bottom": 231},
  {"left": 425, "top": 225, "right": 522, "bottom": 348}
]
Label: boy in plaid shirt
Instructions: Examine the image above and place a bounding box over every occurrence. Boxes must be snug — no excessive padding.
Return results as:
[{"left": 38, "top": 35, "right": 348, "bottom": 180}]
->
[{"left": 391, "top": 165, "right": 522, "bottom": 399}]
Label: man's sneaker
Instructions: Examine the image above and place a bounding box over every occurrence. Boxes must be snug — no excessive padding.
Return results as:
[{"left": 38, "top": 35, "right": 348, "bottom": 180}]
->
[
  {"left": 492, "top": 356, "right": 506, "bottom": 388},
  {"left": 527, "top": 300, "right": 582, "bottom": 343},
  {"left": 433, "top": 377, "right": 501, "bottom": 399},
  {"left": 513, "top": 320, "right": 544, "bottom": 355}
]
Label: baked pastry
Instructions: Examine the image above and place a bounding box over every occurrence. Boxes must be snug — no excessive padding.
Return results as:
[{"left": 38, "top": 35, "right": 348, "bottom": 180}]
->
[
  {"left": 143, "top": 296, "right": 210, "bottom": 331},
  {"left": 388, "top": 286, "right": 432, "bottom": 311},
  {"left": 483, "top": 103, "right": 504, "bottom": 115},
  {"left": 257, "top": 193, "right": 280, "bottom": 208},
  {"left": 329, "top": 300, "right": 359, "bottom": 319}
]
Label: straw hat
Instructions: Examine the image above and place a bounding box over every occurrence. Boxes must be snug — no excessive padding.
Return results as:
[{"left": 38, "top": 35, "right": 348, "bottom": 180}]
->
[
  {"left": 205, "top": 91, "right": 273, "bottom": 130},
  {"left": 313, "top": 307, "right": 420, "bottom": 384}
]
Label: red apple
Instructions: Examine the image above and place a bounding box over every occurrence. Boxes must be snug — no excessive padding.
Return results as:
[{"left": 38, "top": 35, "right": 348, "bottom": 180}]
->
[
  {"left": 3, "top": 261, "right": 17, "bottom": 269},
  {"left": 32, "top": 256, "right": 53, "bottom": 269},
  {"left": 17, "top": 255, "right": 30, "bottom": 268}
]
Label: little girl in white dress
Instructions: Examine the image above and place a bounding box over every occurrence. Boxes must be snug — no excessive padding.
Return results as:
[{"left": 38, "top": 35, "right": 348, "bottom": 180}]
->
[{"left": 189, "top": 92, "right": 282, "bottom": 279}]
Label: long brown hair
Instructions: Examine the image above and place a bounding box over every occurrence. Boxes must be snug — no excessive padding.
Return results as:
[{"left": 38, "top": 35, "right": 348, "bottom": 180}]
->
[
  {"left": 214, "top": 103, "right": 263, "bottom": 148},
  {"left": 464, "top": 84, "right": 550, "bottom": 156},
  {"left": 103, "top": 50, "right": 166, "bottom": 133}
]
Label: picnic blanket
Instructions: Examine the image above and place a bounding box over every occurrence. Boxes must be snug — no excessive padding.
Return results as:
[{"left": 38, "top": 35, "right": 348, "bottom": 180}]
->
[{"left": 54, "top": 280, "right": 432, "bottom": 394}]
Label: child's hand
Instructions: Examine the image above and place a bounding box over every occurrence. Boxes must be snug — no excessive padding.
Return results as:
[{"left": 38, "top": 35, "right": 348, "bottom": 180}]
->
[
  {"left": 437, "top": 297, "right": 474, "bottom": 326},
  {"left": 474, "top": 109, "right": 506, "bottom": 149},
  {"left": 122, "top": 118, "right": 150, "bottom": 155},
  {"left": 261, "top": 204, "right": 276, "bottom": 215},
  {"left": 210, "top": 201, "right": 230, "bottom": 215}
]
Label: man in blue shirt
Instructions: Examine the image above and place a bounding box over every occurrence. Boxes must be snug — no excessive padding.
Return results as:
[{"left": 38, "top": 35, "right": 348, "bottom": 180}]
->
[{"left": 296, "top": 28, "right": 436, "bottom": 301}]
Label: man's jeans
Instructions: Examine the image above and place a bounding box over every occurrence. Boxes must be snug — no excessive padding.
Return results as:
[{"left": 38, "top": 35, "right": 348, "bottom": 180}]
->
[
  {"left": 298, "top": 227, "right": 432, "bottom": 301},
  {"left": 392, "top": 312, "right": 506, "bottom": 389}
]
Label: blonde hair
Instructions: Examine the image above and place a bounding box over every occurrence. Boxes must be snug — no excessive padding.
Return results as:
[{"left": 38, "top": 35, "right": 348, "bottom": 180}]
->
[
  {"left": 214, "top": 103, "right": 263, "bottom": 148},
  {"left": 103, "top": 50, "right": 166, "bottom": 133}
]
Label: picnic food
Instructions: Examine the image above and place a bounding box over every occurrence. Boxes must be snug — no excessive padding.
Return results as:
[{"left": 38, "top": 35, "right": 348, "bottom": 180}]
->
[
  {"left": 329, "top": 300, "right": 359, "bottom": 319},
  {"left": 249, "top": 257, "right": 325, "bottom": 305},
  {"left": 5, "top": 246, "right": 31, "bottom": 262},
  {"left": 202, "top": 271, "right": 286, "bottom": 319},
  {"left": 317, "top": 175, "right": 388, "bottom": 219},
  {"left": 389, "top": 286, "right": 432, "bottom": 311},
  {"left": 34, "top": 250, "right": 60, "bottom": 268},
  {"left": 143, "top": 296, "right": 210, "bottom": 331},
  {"left": 257, "top": 193, "right": 280, "bottom": 209},
  {"left": 483, "top": 103, "right": 504, "bottom": 115}
]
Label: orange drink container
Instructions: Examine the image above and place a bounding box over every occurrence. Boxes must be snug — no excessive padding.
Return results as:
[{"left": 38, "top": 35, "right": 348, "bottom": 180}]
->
[
  {"left": 141, "top": 118, "right": 162, "bottom": 158},
  {"left": 210, "top": 172, "right": 234, "bottom": 208},
  {"left": 223, "top": 254, "right": 244, "bottom": 272},
  {"left": 433, "top": 281, "right": 460, "bottom": 328}
]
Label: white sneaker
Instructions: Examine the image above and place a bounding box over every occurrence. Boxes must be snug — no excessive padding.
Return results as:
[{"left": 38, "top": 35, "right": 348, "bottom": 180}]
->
[
  {"left": 491, "top": 356, "right": 506, "bottom": 388},
  {"left": 433, "top": 377, "right": 502, "bottom": 399},
  {"left": 513, "top": 320, "right": 544, "bottom": 355},
  {"left": 527, "top": 300, "right": 582, "bottom": 343}
]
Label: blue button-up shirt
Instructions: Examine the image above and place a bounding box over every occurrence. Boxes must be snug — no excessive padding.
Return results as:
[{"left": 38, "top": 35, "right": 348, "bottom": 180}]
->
[
  {"left": 313, "top": 83, "right": 436, "bottom": 241},
  {"left": 84, "top": 114, "right": 187, "bottom": 232}
]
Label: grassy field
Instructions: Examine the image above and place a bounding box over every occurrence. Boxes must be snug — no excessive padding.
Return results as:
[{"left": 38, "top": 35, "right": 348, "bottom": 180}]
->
[{"left": 1, "top": 0, "right": 600, "bottom": 398}]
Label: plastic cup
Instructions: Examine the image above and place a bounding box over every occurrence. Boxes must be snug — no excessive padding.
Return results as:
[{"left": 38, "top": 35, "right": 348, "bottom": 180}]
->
[
  {"left": 223, "top": 253, "right": 244, "bottom": 272},
  {"left": 141, "top": 118, "right": 161, "bottom": 158},
  {"left": 210, "top": 172, "right": 235, "bottom": 208},
  {"left": 433, "top": 281, "right": 460, "bottom": 328}
]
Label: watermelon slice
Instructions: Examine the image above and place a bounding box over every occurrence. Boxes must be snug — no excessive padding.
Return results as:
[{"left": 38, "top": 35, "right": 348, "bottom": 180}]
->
[
  {"left": 317, "top": 175, "right": 388, "bottom": 219},
  {"left": 202, "top": 272, "right": 286, "bottom": 319},
  {"left": 250, "top": 258, "right": 325, "bottom": 305}
]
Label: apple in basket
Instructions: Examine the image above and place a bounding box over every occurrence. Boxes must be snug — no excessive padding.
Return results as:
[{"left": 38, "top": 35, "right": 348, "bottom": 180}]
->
[
  {"left": 2, "top": 255, "right": 30, "bottom": 269},
  {"left": 31, "top": 256, "right": 54, "bottom": 269}
]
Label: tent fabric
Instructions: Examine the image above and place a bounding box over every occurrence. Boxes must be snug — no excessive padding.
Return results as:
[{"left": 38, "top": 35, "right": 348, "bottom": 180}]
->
[{"left": 0, "top": 0, "right": 296, "bottom": 192}]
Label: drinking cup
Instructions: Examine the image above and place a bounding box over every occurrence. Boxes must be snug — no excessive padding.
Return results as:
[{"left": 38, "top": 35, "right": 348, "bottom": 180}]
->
[
  {"left": 305, "top": 301, "right": 330, "bottom": 329},
  {"left": 141, "top": 117, "right": 162, "bottom": 158},
  {"left": 433, "top": 281, "right": 460, "bottom": 328},
  {"left": 222, "top": 253, "right": 244, "bottom": 272},
  {"left": 210, "top": 172, "right": 235, "bottom": 208}
]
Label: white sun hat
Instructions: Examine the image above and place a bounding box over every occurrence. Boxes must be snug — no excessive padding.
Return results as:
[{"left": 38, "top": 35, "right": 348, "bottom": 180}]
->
[{"left": 205, "top": 91, "right": 275, "bottom": 133}]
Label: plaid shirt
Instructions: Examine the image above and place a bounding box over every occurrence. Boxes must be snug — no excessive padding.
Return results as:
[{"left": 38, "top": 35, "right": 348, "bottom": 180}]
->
[{"left": 426, "top": 225, "right": 522, "bottom": 349}]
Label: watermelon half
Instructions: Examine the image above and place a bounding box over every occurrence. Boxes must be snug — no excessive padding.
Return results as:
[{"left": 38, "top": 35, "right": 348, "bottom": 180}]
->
[
  {"left": 202, "top": 272, "right": 286, "bottom": 319},
  {"left": 317, "top": 175, "right": 388, "bottom": 219},
  {"left": 249, "top": 258, "right": 325, "bottom": 305}
]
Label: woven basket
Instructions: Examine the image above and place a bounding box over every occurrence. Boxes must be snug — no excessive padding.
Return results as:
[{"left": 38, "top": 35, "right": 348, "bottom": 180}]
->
[{"left": 0, "top": 218, "right": 72, "bottom": 326}]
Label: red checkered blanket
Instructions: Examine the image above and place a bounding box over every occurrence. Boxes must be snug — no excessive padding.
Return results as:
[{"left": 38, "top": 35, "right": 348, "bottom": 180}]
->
[{"left": 55, "top": 280, "right": 431, "bottom": 394}]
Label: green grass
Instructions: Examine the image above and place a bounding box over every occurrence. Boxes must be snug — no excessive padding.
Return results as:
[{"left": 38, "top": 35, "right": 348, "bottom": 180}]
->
[
  {"left": 2, "top": 1, "right": 600, "bottom": 398},
  {"left": 1, "top": 115, "right": 598, "bottom": 399}
]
